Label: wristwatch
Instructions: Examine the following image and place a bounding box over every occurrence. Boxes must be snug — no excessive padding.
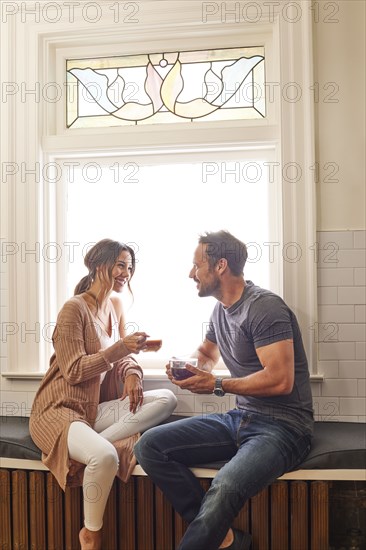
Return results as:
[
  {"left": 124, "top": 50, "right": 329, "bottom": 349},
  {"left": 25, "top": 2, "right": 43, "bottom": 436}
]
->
[{"left": 213, "top": 377, "right": 226, "bottom": 397}]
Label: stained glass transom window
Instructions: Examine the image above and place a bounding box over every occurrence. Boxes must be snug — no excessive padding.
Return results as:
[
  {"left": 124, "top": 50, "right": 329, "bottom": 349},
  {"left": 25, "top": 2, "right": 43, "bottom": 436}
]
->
[{"left": 66, "top": 47, "right": 265, "bottom": 128}]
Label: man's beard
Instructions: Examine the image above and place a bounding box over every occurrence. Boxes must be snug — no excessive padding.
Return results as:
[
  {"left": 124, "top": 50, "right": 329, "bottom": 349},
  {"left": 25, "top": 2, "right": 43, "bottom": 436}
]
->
[{"left": 197, "top": 277, "right": 220, "bottom": 298}]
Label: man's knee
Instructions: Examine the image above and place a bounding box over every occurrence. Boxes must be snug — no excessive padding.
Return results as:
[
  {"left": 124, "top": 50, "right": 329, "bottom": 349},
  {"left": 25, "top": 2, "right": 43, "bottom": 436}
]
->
[
  {"left": 134, "top": 429, "right": 154, "bottom": 462},
  {"left": 134, "top": 425, "right": 166, "bottom": 463}
]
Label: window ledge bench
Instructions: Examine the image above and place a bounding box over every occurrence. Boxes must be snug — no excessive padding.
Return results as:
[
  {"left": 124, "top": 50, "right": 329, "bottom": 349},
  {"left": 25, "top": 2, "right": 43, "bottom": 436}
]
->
[{"left": 1, "top": 416, "right": 365, "bottom": 550}]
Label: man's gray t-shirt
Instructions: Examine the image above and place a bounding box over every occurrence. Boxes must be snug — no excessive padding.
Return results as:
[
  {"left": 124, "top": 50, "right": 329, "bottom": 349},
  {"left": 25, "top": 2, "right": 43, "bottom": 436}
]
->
[{"left": 206, "top": 281, "right": 314, "bottom": 434}]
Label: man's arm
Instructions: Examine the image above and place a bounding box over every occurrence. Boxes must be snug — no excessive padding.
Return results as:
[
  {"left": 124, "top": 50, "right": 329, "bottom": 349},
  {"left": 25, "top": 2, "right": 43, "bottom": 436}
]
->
[
  {"left": 222, "top": 339, "right": 294, "bottom": 396},
  {"left": 176, "top": 339, "right": 294, "bottom": 396},
  {"left": 166, "top": 339, "right": 220, "bottom": 387},
  {"left": 192, "top": 338, "right": 221, "bottom": 372}
]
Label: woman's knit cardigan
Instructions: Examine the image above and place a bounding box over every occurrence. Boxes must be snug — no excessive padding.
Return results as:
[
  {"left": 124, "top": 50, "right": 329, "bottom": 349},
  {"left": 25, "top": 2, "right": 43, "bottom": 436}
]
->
[{"left": 29, "top": 296, "right": 143, "bottom": 490}]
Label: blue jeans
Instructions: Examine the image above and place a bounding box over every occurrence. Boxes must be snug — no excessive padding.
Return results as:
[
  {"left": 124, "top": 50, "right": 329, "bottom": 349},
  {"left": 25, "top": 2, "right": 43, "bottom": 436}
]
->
[{"left": 134, "top": 409, "right": 312, "bottom": 550}]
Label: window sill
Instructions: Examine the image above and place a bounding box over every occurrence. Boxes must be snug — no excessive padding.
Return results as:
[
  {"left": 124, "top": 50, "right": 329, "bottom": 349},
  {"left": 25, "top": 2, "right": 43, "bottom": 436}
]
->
[
  {"left": 1, "top": 371, "right": 324, "bottom": 382},
  {"left": 2, "top": 372, "right": 45, "bottom": 380},
  {"left": 0, "top": 369, "right": 230, "bottom": 381}
]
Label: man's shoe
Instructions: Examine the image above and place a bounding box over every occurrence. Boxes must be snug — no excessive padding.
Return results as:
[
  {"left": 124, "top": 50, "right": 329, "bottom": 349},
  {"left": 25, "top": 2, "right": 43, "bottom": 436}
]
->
[{"left": 229, "top": 528, "right": 252, "bottom": 550}]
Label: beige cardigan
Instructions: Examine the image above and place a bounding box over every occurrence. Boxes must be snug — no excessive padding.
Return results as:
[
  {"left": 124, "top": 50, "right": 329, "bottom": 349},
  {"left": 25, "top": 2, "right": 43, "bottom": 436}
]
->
[{"left": 29, "top": 295, "right": 142, "bottom": 490}]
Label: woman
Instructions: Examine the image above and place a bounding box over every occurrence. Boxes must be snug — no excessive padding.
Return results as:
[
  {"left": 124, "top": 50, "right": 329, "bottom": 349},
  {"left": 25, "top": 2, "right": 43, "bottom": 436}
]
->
[{"left": 30, "top": 239, "right": 177, "bottom": 550}]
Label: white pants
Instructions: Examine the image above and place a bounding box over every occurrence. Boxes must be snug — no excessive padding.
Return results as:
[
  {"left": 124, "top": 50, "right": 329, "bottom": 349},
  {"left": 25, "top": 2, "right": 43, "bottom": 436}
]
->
[{"left": 67, "top": 389, "right": 177, "bottom": 531}]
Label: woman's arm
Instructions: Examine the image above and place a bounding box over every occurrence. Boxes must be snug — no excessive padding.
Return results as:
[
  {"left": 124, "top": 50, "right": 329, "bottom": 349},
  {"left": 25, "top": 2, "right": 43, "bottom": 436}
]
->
[
  {"left": 110, "top": 296, "right": 144, "bottom": 381},
  {"left": 54, "top": 299, "right": 144, "bottom": 385},
  {"left": 110, "top": 296, "right": 144, "bottom": 412}
]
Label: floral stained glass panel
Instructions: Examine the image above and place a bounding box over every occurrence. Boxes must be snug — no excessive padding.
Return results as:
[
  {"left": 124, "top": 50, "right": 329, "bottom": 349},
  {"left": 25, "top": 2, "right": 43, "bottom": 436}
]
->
[{"left": 66, "top": 47, "right": 265, "bottom": 128}]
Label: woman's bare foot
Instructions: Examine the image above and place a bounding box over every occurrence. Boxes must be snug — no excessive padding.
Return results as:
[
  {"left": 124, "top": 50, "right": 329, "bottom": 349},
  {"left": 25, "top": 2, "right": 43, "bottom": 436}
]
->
[{"left": 79, "top": 526, "right": 102, "bottom": 550}]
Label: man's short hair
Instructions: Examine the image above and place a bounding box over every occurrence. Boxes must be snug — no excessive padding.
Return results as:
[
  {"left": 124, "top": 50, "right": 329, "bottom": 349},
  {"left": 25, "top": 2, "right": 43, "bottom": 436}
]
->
[{"left": 199, "top": 230, "right": 247, "bottom": 276}]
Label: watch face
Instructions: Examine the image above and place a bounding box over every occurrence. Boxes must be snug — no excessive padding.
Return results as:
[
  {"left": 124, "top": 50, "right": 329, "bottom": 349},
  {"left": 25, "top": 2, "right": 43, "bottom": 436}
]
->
[{"left": 214, "top": 378, "right": 225, "bottom": 396}]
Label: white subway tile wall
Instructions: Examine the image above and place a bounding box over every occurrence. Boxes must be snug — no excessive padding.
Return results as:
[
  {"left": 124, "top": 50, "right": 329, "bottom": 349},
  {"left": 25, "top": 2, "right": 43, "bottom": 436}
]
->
[
  {"left": 355, "top": 306, "right": 366, "bottom": 323},
  {"left": 316, "top": 230, "right": 366, "bottom": 421},
  {"left": 358, "top": 378, "right": 366, "bottom": 397},
  {"left": 1, "top": 231, "right": 365, "bottom": 422},
  {"left": 318, "top": 268, "right": 354, "bottom": 286},
  {"left": 356, "top": 342, "right": 366, "bottom": 360},
  {"left": 355, "top": 268, "right": 366, "bottom": 286},
  {"left": 354, "top": 231, "right": 366, "bottom": 249},
  {"left": 317, "top": 286, "right": 338, "bottom": 305}
]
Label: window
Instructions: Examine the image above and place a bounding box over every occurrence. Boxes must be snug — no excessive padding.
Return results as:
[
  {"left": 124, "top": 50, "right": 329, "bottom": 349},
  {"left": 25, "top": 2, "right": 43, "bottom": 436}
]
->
[
  {"left": 1, "top": 3, "right": 318, "bottom": 376},
  {"left": 60, "top": 150, "right": 280, "bottom": 365},
  {"left": 66, "top": 46, "right": 265, "bottom": 128}
]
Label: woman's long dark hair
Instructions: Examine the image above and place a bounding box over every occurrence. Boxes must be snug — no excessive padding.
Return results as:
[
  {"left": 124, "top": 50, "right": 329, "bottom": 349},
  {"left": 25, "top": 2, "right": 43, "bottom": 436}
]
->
[{"left": 74, "top": 239, "right": 136, "bottom": 303}]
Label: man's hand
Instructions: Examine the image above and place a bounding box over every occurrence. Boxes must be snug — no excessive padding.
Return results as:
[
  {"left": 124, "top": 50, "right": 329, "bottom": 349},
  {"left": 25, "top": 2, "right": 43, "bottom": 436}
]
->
[
  {"left": 167, "top": 363, "right": 216, "bottom": 394},
  {"left": 121, "top": 373, "right": 144, "bottom": 412}
]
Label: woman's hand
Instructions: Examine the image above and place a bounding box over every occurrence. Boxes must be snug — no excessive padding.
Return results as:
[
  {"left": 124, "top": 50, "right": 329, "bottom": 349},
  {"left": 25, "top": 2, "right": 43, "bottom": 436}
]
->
[
  {"left": 123, "top": 332, "right": 149, "bottom": 354},
  {"left": 121, "top": 374, "right": 144, "bottom": 413}
]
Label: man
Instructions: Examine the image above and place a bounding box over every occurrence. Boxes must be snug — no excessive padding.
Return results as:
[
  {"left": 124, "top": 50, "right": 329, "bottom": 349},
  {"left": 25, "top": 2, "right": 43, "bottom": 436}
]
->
[{"left": 134, "top": 230, "right": 313, "bottom": 550}]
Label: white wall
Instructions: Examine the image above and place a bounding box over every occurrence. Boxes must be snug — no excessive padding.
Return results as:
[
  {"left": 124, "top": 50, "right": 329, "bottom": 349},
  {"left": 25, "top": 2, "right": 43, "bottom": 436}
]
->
[{"left": 315, "top": 0, "right": 366, "bottom": 230}]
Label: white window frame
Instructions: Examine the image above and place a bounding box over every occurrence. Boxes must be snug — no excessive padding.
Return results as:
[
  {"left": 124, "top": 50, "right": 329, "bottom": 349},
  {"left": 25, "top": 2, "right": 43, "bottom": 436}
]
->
[{"left": 1, "top": 1, "right": 319, "bottom": 378}]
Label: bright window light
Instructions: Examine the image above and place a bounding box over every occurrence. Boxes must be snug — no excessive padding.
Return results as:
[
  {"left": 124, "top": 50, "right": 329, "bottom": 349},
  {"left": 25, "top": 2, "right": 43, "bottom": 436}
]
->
[{"left": 65, "top": 156, "right": 278, "bottom": 365}]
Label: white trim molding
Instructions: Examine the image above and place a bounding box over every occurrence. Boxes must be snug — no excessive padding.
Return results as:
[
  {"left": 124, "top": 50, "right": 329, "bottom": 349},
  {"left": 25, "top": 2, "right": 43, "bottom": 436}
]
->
[
  {"left": 0, "top": 459, "right": 364, "bottom": 482},
  {"left": 278, "top": 7, "right": 318, "bottom": 375}
]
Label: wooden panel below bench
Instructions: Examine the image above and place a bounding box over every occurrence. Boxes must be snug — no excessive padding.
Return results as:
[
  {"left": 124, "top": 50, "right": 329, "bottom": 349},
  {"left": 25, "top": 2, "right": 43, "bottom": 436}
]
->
[{"left": 0, "top": 468, "right": 330, "bottom": 550}]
